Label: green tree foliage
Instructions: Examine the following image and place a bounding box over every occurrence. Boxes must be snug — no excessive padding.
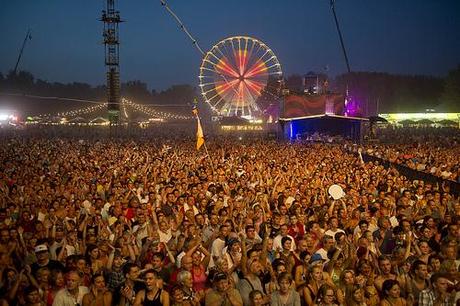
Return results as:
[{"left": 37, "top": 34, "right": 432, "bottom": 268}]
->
[
  {"left": 155, "top": 84, "right": 196, "bottom": 105},
  {"left": 1, "top": 68, "right": 456, "bottom": 116},
  {"left": 121, "top": 80, "right": 151, "bottom": 103},
  {"left": 441, "top": 65, "right": 460, "bottom": 111},
  {"left": 0, "top": 70, "right": 199, "bottom": 115},
  {"left": 285, "top": 74, "right": 303, "bottom": 93},
  {"left": 5, "top": 70, "right": 35, "bottom": 91},
  {"left": 333, "top": 72, "right": 445, "bottom": 114}
]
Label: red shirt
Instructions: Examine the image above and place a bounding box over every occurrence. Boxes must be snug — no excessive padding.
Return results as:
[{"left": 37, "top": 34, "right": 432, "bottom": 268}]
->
[{"left": 288, "top": 222, "right": 305, "bottom": 242}]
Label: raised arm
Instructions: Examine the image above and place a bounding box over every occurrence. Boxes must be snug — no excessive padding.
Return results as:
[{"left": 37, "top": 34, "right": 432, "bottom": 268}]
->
[{"left": 239, "top": 232, "right": 248, "bottom": 277}]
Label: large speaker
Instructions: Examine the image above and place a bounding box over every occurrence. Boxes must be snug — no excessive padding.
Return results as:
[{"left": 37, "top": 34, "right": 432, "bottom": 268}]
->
[
  {"left": 107, "top": 68, "right": 120, "bottom": 123},
  {"left": 107, "top": 69, "right": 120, "bottom": 110}
]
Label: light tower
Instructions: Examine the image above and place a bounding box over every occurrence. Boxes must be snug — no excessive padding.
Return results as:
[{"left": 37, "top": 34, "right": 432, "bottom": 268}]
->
[{"left": 101, "top": 0, "right": 123, "bottom": 124}]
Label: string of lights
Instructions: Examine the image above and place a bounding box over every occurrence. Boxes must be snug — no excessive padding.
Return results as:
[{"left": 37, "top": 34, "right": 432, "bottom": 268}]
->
[
  {"left": 122, "top": 98, "right": 192, "bottom": 120},
  {"left": 36, "top": 103, "right": 107, "bottom": 119},
  {"left": 32, "top": 98, "right": 192, "bottom": 122},
  {"left": 0, "top": 92, "right": 105, "bottom": 105},
  {"left": 121, "top": 99, "right": 129, "bottom": 120}
]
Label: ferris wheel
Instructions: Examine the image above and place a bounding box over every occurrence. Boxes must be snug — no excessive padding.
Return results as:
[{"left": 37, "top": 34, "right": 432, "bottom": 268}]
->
[{"left": 199, "top": 36, "right": 283, "bottom": 118}]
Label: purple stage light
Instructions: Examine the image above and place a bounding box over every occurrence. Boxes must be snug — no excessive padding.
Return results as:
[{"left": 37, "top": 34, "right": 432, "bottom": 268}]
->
[{"left": 344, "top": 96, "right": 362, "bottom": 117}]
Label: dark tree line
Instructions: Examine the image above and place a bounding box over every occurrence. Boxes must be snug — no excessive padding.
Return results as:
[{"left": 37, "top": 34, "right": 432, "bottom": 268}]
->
[
  {"left": 121, "top": 81, "right": 196, "bottom": 106},
  {"left": 0, "top": 70, "right": 107, "bottom": 101},
  {"left": 441, "top": 65, "right": 460, "bottom": 112},
  {"left": 0, "top": 70, "right": 197, "bottom": 115},
  {"left": 333, "top": 72, "right": 445, "bottom": 114},
  {"left": 1, "top": 66, "right": 459, "bottom": 116},
  {"left": 283, "top": 65, "right": 460, "bottom": 114}
]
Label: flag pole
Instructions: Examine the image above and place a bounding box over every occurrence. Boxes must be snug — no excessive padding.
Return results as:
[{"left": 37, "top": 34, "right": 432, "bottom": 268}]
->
[
  {"left": 202, "top": 140, "right": 215, "bottom": 175},
  {"left": 192, "top": 100, "right": 215, "bottom": 175}
]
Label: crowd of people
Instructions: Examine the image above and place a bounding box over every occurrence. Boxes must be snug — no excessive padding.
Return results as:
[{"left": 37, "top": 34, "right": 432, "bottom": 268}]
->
[
  {"left": 362, "top": 143, "right": 460, "bottom": 182},
  {"left": 0, "top": 130, "right": 459, "bottom": 306},
  {"left": 365, "top": 127, "right": 460, "bottom": 182}
]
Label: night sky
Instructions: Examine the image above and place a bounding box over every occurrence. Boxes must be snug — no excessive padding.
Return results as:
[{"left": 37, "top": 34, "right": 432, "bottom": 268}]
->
[{"left": 1, "top": 0, "right": 459, "bottom": 91}]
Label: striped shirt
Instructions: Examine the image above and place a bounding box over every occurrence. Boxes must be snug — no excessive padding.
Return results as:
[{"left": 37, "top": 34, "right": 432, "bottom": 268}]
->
[{"left": 418, "top": 289, "right": 454, "bottom": 306}]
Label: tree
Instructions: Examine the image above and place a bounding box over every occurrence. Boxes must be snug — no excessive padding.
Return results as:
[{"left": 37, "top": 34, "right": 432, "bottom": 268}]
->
[
  {"left": 5, "top": 70, "right": 35, "bottom": 92},
  {"left": 122, "top": 80, "right": 151, "bottom": 103},
  {"left": 285, "top": 74, "right": 303, "bottom": 93},
  {"left": 332, "top": 71, "right": 444, "bottom": 114},
  {"left": 156, "top": 84, "right": 196, "bottom": 105},
  {"left": 441, "top": 64, "right": 460, "bottom": 111}
]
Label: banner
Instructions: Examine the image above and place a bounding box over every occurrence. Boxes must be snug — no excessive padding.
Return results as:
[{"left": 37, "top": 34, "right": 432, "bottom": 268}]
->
[{"left": 283, "top": 94, "right": 344, "bottom": 118}]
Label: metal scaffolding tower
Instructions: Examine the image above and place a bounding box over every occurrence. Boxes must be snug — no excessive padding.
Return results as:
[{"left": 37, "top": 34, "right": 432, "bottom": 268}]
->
[{"left": 101, "top": 0, "right": 123, "bottom": 124}]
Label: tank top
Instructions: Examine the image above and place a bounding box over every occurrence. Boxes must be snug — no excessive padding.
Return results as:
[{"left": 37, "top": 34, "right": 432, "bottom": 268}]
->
[
  {"left": 192, "top": 265, "right": 207, "bottom": 292},
  {"left": 306, "top": 284, "right": 316, "bottom": 301},
  {"left": 143, "top": 289, "right": 163, "bottom": 306}
]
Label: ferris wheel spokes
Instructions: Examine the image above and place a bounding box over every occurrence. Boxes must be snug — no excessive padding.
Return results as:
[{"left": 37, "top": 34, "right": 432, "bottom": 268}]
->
[{"left": 199, "top": 36, "right": 283, "bottom": 118}]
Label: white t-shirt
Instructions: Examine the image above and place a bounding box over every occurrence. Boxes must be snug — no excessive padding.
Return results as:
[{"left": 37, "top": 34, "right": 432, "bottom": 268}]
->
[
  {"left": 209, "top": 237, "right": 226, "bottom": 268},
  {"left": 324, "top": 228, "right": 345, "bottom": 241},
  {"left": 158, "top": 229, "right": 172, "bottom": 243},
  {"left": 133, "top": 222, "right": 149, "bottom": 246},
  {"left": 176, "top": 251, "right": 185, "bottom": 268},
  {"left": 183, "top": 203, "right": 199, "bottom": 216},
  {"left": 52, "top": 286, "right": 88, "bottom": 306},
  {"left": 273, "top": 234, "right": 296, "bottom": 251}
]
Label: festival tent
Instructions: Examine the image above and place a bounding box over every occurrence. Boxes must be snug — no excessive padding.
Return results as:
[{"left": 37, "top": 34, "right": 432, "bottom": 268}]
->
[
  {"left": 368, "top": 116, "right": 388, "bottom": 123},
  {"left": 399, "top": 119, "right": 416, "bottom": 126},
  {"left": 437, "top": 119, "right": 457, "bottom": 127},
  {"left": 416, "top": 119, "right": 434, "bottom": 125}
]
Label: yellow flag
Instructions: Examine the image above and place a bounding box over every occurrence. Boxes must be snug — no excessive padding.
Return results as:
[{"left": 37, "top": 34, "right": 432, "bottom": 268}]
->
[{"left": 196, "top": 116, "right": 205, "bottom": 150}]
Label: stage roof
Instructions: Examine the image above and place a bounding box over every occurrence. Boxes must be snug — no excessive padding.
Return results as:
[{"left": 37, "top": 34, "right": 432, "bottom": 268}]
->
[{"left": 279, "top": 114, "right": 369, "bottom": 122}]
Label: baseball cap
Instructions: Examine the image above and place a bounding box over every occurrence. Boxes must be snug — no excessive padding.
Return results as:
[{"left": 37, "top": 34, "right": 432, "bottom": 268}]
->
[
  {"left": 35, "top": 244, "right": 48, "bottom": 253},
  {"left": 212, "top": 272, "right": 227, "bottom": 283},
  {"left": 310, "top": 253, "right": 325, "bottom": 264}
]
